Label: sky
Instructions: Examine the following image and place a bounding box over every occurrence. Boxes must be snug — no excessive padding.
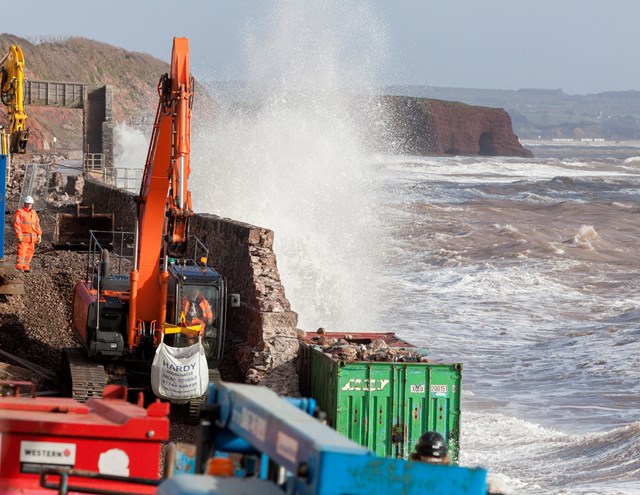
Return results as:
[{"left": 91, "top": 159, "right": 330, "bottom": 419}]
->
[{"left": 8, "top": 0, "right": 640, "bottom": 95}]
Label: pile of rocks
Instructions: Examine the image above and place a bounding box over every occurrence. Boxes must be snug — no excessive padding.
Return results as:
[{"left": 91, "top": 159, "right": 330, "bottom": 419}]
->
[{"left": 304, "top": 330, "right": 431, "bottom": 363}]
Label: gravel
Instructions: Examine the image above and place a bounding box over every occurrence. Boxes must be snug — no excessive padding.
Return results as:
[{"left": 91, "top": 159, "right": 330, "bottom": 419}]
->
[{"left": 0, "top": 156, "right": 85, "bottom": 381}]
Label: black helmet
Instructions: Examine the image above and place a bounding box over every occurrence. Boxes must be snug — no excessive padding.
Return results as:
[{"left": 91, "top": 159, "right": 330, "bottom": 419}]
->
[{"left": 415, "top": 431, "right": 448, "bottom": 458}]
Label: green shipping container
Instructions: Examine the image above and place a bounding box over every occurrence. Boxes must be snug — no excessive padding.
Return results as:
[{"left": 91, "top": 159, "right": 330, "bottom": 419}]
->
[{"left": 298, "top": 332, "right": 462, "bottom": 464}]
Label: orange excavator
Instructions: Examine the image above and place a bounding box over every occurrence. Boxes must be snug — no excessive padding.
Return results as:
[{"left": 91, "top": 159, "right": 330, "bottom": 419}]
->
[{"left": 65, "top": 38, "right": 231, "bottom": 418}]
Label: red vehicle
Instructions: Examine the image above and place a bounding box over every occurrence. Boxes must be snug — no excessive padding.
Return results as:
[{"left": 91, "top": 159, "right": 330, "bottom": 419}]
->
[{"left": 0, "top": 382, "right": 168, "bottom": 494}]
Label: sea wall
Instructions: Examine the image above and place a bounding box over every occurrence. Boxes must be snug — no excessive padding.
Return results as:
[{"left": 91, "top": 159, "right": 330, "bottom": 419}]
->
[
  {"left": 379, "top": 96, "right": 533, "bottom": 157},
  {"left": 82, "top": 179, "right": 300, "bottom": 395}
]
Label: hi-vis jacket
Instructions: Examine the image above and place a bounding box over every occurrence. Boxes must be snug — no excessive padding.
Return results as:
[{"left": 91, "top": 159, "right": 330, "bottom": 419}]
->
[
  {"left": 184, "top": 296, "right": 214, "bottom": 323},
  {"left": 13, "top": 206, "right": 42, "bottom": 243}
]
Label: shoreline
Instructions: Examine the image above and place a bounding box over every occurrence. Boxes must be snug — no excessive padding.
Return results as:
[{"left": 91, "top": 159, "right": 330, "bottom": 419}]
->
[{"left": 521, "top": 139, "right": 640, "bottom": 147}]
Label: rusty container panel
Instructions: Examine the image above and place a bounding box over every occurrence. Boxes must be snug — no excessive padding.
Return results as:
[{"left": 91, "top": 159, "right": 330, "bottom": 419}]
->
[{"left": 299, "top": 332, "right": 462, "bottom": 464}]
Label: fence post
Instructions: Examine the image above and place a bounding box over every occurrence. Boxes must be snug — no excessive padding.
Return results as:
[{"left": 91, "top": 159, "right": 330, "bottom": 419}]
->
[{"left": 0, "top": 153, "right": 6, "bottom": 259}]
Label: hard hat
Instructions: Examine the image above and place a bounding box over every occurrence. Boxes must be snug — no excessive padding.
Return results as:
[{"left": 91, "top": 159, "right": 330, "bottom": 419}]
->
[
  {"left": 415, "top": 431, "right": 448, "bottom": 458},
  {"left": 23, "top": 195, "right": 34, "bottom": 204}
]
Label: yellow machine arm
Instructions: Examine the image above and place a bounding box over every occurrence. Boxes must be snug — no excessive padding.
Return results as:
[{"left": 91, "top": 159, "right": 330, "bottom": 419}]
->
[{"left": 0, "top": 45, "right": 29, "bottom": 154}]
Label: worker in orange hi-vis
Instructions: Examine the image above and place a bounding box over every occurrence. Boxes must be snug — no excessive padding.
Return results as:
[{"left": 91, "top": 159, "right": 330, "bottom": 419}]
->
[
  {"left": 13, "top": 195, "right": 42, "bottom": 273},
  {"left": 182, "top": 287, "right": 214, "bottom": 328}
]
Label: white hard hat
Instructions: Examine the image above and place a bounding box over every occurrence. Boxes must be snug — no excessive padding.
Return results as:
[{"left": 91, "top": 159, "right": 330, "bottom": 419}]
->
[{"left": 23, "top": 195, "right": 34, "bottom": 204}]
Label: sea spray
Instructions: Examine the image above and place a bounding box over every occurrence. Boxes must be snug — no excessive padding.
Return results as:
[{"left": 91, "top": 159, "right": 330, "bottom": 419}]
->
[
  {"left": 113, "top": 123, "right": 147, "bottom": 170},
  {"left": 191, "top": 1, "right": 390, "bottom": 331}
]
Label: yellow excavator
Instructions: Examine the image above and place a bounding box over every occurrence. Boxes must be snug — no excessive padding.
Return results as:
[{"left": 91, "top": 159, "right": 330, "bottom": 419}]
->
[{"left": 0, "top": 44, "right": 28, "bottom": 154}]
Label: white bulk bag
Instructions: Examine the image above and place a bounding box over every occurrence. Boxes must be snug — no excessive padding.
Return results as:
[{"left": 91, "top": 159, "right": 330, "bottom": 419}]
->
[{"left": 151, "top": 334, "right": 209, "bottom": 401}]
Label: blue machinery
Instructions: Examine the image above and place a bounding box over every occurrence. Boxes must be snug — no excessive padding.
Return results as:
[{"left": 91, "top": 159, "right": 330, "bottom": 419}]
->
[
  {"left": 158, "top": 382, "right": 487, "bottom": 495},
  {"left": 0, "top": 130, "right": 7, "bottom": 259}
]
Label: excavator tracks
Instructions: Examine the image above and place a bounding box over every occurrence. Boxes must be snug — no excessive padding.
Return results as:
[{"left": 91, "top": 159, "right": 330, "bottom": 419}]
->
[
  {"left": 185, "top": 368, "right": 221, "bottom": 425},
  {"left": 61, "top": 348, "right": 108, "bottom": 402}
]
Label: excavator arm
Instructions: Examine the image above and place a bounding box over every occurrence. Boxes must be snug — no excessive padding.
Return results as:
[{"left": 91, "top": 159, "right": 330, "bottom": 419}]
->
[
  {"left": 128, "top": 37, "right": 195, "bottom": 348},
  {"left": 139, "top": 37, "right": 194, "bottom": 255},
  {"left": 0, "top": 45, "right": 29, "bottom": 154}
]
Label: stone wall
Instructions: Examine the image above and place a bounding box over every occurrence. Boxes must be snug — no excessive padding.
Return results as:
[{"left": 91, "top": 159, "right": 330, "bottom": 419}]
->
[{"left": 82, "top": 178, "right": 300, "bottom": 395}]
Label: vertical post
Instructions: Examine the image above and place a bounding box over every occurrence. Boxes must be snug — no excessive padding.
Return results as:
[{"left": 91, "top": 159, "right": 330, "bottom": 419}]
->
[{"left": 0, "top": 153, "right": 6, "bottom": 260}]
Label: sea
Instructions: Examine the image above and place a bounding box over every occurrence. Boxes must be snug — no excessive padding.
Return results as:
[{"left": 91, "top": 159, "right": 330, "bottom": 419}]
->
[
  {"left": 373, "top": 142, "right": 640, "bottom": 495},
  {"left": 189, "top": 136, "right": 640, "bottom": 495}
]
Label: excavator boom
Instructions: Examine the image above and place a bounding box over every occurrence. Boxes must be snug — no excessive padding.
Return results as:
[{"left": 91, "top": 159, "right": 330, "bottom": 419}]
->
[
  {"left": 133, "top": 37, "right": 194, "bottom": 327},
  {"left": 0, "top": 45, "right": 29, "bottom": 153}
]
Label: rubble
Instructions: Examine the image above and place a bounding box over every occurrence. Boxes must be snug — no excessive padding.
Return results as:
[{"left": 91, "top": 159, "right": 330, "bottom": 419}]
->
[
  {"left": 0, "top": 154, "right": 85, "bottom": 381},
  {"left": 303, "top": 329, "right": 431, "bottom": 363}
]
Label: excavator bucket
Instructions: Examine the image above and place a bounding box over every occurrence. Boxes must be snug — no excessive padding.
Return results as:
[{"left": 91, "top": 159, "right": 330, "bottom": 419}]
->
[
  {"left": 10, "top": 129, "right": 29, "bottom": 154},
  {"left": 53, "top": 204, "right": 114, "bottom": 250}
]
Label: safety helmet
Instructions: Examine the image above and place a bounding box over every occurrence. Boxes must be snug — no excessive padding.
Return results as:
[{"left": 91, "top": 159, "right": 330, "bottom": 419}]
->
[
  {"left": 23, "top": 195, "right": 34, "bottom": 204},
  {"left": 415, "top": 431, "right": 448, "bottom": 458}
]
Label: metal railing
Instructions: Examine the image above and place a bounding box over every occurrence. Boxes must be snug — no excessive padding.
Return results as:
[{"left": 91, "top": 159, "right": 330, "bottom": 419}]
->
[
  {"left": 84, "top": 155, "right": 143, "bottom": 192},
  {"left": 84, "top": 153, "right": 103, "bottom": 168},
  {"left": 84, "top": 231, "right": 209, "bottom": 285},
  {"left": 85, "top": 231, "right": 135, "bottom": 286},
  {"left": 20, "top": 163, "right": 51, "bottom": 211}
]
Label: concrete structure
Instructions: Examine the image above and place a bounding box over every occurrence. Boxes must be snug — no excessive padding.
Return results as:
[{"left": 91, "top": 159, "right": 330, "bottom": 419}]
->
[{"left": 25, "top": 80, "right": 113, "bottom": 167}]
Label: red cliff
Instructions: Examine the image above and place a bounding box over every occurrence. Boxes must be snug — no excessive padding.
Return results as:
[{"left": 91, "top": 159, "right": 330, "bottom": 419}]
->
[{"left": 380, "top": 96, "right": 533, "bottom": 158}]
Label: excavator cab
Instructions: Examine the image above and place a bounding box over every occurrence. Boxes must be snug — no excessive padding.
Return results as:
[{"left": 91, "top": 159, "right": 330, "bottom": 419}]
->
[{"left": 165, "top": 263, "right": 227, "bottom": 369}]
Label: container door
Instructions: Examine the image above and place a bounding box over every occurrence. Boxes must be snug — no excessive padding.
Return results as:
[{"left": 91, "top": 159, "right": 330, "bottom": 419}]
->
[
  {"left": 402, "top": 364, "right": 430, "bottom": 459},
  {"left": 334, "top": 362, "right": 395, "bottom": 458},
  {"left": 404, "top": 364, "right": 462, "bottom": 464},
  {"left": 429, "top": 365, "right": 461, "bottom": 464}
]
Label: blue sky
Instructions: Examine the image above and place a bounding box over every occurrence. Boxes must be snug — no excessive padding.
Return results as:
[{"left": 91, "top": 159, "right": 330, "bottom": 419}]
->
[{"left": 9, "top": 0, "right": 640, "bottom": 95}]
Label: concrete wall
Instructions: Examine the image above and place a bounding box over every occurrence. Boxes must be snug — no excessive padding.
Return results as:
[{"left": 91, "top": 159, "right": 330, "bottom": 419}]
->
[
  {"left": 84, "top": 85, "right": 113, "bottom": 159},
  {"left": 82, "top": 178, "right": 300, "bottom": 395}
]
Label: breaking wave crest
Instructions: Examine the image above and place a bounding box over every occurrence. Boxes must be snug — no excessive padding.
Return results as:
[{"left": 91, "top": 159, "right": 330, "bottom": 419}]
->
[
  {"left": 462, "top": 413, "right": 640, "bottom": 495},
  {"left": 564, "top": 225, "right": 601, "bottom": 250}
]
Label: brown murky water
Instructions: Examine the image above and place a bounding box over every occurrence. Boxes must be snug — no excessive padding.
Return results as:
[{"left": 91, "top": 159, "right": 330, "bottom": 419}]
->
[{"left": 376, "top": 146, "right": 640, "bottom": 494}]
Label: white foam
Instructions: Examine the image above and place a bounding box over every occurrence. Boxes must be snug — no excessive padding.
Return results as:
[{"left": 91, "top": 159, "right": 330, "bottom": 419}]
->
[
  {"left": 113, "top": 123, "right": 147, "bottom": 170},
  {"left": 462, "top": 413, "right": 640, "bottom": 495},
  {"left": 566, "top": 225, "right": 600, "bottom": 250},
  {"left": 192, "top": 1, "right": 389, "bottom": 331},
  {"left": 379, "top": 154, "right": 640, "bottom": 185}
]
